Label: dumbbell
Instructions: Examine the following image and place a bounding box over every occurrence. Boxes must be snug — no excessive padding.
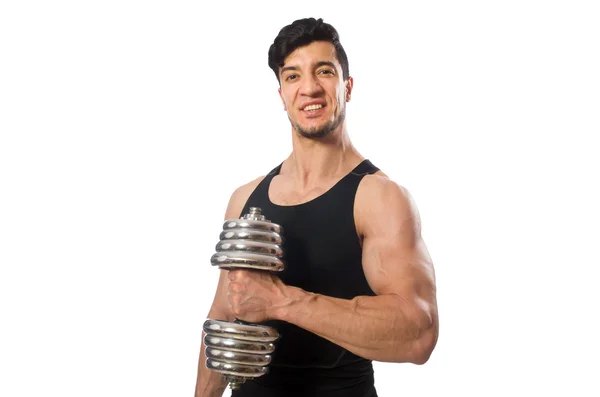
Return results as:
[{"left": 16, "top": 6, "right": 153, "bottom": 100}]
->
[{"left": 203, "top": 207, "right": 284, "bottom": 390}]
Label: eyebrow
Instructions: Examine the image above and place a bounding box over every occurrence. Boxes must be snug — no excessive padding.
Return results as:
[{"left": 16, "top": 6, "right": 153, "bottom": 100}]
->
[{"left": 280, "top": 61, "right": 338, "bottom": 75}]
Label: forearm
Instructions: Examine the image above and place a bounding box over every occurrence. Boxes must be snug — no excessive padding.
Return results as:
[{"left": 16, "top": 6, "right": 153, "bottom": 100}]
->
[
  {"left": 194, "top": 331, "right": 228, "bottom": 397},
  {"left": 273, "top": 287, "right": 436, "bottom": 363}
]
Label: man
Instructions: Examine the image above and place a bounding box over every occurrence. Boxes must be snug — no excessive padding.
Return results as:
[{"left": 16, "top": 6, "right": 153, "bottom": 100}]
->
[{"left": 195, "top": 17, "right": 438, "bottom": 397}]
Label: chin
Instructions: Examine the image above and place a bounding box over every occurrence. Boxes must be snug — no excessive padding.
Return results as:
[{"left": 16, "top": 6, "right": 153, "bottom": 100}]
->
[
  {"left": 296, "top": 126, "right": 333, "bottom": 139},
  {"left": 291, "top": 111, "right": 344, "bottom": 139}
]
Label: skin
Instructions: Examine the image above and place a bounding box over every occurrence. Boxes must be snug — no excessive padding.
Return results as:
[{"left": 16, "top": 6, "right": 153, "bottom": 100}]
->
[{"left": 195, "top": 41, "right": 438, "bottom": 397}]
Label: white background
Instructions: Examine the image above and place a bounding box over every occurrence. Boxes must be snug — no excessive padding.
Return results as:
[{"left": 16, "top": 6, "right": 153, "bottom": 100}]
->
[{"left": 1, "top": 1, "right": 599, "bottom": 396}]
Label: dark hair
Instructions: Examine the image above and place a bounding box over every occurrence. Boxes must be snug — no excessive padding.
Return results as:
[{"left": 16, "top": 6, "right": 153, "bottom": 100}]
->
[{"left": 268, "top": 18, "right": 350, "bottom": 83}]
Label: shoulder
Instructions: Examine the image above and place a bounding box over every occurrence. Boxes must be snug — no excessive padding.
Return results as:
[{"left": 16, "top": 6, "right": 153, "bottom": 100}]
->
[
  {"left": 231, "top": 175, "right": 266, "bottom": 203},
  {"left": 224, "top": 175, "right": 266, "bottom": 219},
  {"left": 356, "top": 173, "right": 412, "bottom": 207},
  {"left": 355, "top": 173, "right": 421, "bottom": 238}
]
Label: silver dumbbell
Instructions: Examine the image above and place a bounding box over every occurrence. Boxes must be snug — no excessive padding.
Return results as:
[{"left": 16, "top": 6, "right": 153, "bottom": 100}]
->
[{"left": 203, "top": 207, "right": 284, "bottom": 390}]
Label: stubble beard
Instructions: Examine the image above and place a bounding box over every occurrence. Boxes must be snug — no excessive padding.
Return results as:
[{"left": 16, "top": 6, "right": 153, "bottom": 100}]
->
[{"left": 291, "top": 106, "right": 346, "bottom": 139}]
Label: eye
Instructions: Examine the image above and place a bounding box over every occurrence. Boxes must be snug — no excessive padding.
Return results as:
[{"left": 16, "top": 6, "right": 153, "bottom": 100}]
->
[
  {"left": 285, "top": 74, "right": 298, "bottom": 81},
  {"left": 318, "top": 69, "right": 334, "bottom": 75}
]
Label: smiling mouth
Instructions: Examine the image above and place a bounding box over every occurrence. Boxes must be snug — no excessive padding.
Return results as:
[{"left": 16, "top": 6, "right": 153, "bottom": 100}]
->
[{"left": 302, "top": 104, "right": 324, "bottom": 112}]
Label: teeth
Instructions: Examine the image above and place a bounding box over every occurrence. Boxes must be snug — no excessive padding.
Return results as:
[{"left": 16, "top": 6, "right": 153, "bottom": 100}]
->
[{"left": 303, "top": 104, "right": 323, "bottom": 111}]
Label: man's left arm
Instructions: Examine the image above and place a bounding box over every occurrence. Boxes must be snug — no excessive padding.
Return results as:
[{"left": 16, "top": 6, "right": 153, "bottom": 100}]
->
[{"left": 227, "top": 175, "right": 439, "bottom": 364}]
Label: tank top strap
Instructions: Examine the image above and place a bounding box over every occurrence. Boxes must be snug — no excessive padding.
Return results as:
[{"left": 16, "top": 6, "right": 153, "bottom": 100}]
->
[
  {"left": 351, "top": 159, "right": 379, "bottom": 175},
  {"left": 335, "top": 159, "right": 380, "bottom": 198},
  {"left": 250, "top": 162, "right": 282, "bottom": 195},
  {"left": 268, "top": 162, "right": 283, "bottom": 176},
  {"left": 241, "top": 162, "right": 282, "bottom": 216}
]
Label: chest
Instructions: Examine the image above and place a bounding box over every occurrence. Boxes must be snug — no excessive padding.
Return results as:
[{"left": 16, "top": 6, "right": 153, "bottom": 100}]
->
[
  {"left": 267, "top": 175, "right": 342, "bottom": 206},
  {"left": 269, "top": 206, "right": 369, "bottom": 298},
  {"left": 245, "top": 173, "right": 374, "bottom": 298}
]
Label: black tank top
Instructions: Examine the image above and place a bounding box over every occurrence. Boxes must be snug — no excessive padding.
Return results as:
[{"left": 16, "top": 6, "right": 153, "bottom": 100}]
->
[{"left": 231, "top": 159, "right": 380, "bottom": 397}]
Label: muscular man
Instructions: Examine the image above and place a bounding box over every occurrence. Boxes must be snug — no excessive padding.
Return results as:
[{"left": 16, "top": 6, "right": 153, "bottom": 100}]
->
[{"left": 195, "top": 17, "right": 438, "bottom": 397}]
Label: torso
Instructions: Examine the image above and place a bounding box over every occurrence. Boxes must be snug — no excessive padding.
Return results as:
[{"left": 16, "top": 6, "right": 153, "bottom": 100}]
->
[{"left": 231, "top": 158, "right": 383, "bottom": 397}]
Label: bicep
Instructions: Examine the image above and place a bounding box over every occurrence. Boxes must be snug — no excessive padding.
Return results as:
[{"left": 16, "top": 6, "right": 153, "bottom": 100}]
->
[
  {"left": 362, "top": 233, "right": 435, "bottom": 302},
  {"left": 358, "top": 179, "right": 436, "bottom": 303}
]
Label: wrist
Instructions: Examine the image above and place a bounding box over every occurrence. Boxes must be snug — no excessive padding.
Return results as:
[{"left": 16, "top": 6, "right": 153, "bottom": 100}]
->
[{"left": 269, "top": 285, "right": 310, "bottom": 321}]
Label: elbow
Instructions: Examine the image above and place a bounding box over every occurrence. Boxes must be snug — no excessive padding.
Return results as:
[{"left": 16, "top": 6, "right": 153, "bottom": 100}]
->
[
  {"left": 410, "top": 343, "right": 434, "bottom": 365},
  {"left": 409, "top": 320, "right": 438, "bottom": 365},
  {"left": 398, "top": 302, "right": 439, "bottom": 365},
  {"left": 383, "top": 328, "right": 437, "bottom": 364},
  {"left": 379, "top": 320, "right": 438, "bottom": 364}
]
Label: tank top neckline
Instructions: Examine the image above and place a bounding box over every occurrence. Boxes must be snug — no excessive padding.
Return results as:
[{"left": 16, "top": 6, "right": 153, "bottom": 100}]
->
[{"left": 264, "top": 159, "right": 373, "bottom": 209}]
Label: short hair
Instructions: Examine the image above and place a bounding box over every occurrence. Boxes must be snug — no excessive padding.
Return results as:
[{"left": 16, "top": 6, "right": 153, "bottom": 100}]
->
[{"left": 268, "top": 18, "right": 350, "bottom": 83}]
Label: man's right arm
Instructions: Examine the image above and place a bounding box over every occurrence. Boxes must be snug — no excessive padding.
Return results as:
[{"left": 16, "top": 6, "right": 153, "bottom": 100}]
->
[{"left": 194, "top": 177, "right": 264, "bottom": 397}]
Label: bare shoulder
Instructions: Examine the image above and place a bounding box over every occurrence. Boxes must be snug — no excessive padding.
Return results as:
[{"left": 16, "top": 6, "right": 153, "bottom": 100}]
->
[
  {"left": 355, "top": 173, "right": 421, "bottom": 239},
  {"left": 224, "top": 175, "right": 266, "bottom": 219}
]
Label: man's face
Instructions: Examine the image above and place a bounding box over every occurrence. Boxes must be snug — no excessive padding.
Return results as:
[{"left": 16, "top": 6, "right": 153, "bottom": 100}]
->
[{"left": 278, "top": 41, "right": 353, "bottom": 139}]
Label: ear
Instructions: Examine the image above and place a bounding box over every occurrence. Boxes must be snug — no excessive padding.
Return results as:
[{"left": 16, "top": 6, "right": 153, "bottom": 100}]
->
[
  {"left": 278, "top": 87, "right": 287, "bottom": 111},
  {"left": 345, "top": 77, "right": 354, "bottom": 102}
]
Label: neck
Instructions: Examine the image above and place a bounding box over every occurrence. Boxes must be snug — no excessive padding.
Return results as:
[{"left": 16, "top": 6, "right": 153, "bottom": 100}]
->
[{"left": 283, "top": 123, "right": 363, "bottom": 187}]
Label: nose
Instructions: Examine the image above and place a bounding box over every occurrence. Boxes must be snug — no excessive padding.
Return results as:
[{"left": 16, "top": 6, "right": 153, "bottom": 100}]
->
[{"left": 299, "top": 74, "right": 323, "bottom": 97}]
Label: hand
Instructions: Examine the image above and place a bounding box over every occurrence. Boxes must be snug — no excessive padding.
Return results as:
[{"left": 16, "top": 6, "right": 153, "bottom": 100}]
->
[{"left": 227, "top": 269, "right": 287, "bottom": 323}]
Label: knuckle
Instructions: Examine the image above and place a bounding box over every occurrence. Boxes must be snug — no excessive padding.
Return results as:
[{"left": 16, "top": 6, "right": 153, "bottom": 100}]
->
[
  {"left": 240, "top": 270, "right": 252, "bottom": 280},
  {"left": 228, "top": 282, "right": 242, "bottom": 293}
]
